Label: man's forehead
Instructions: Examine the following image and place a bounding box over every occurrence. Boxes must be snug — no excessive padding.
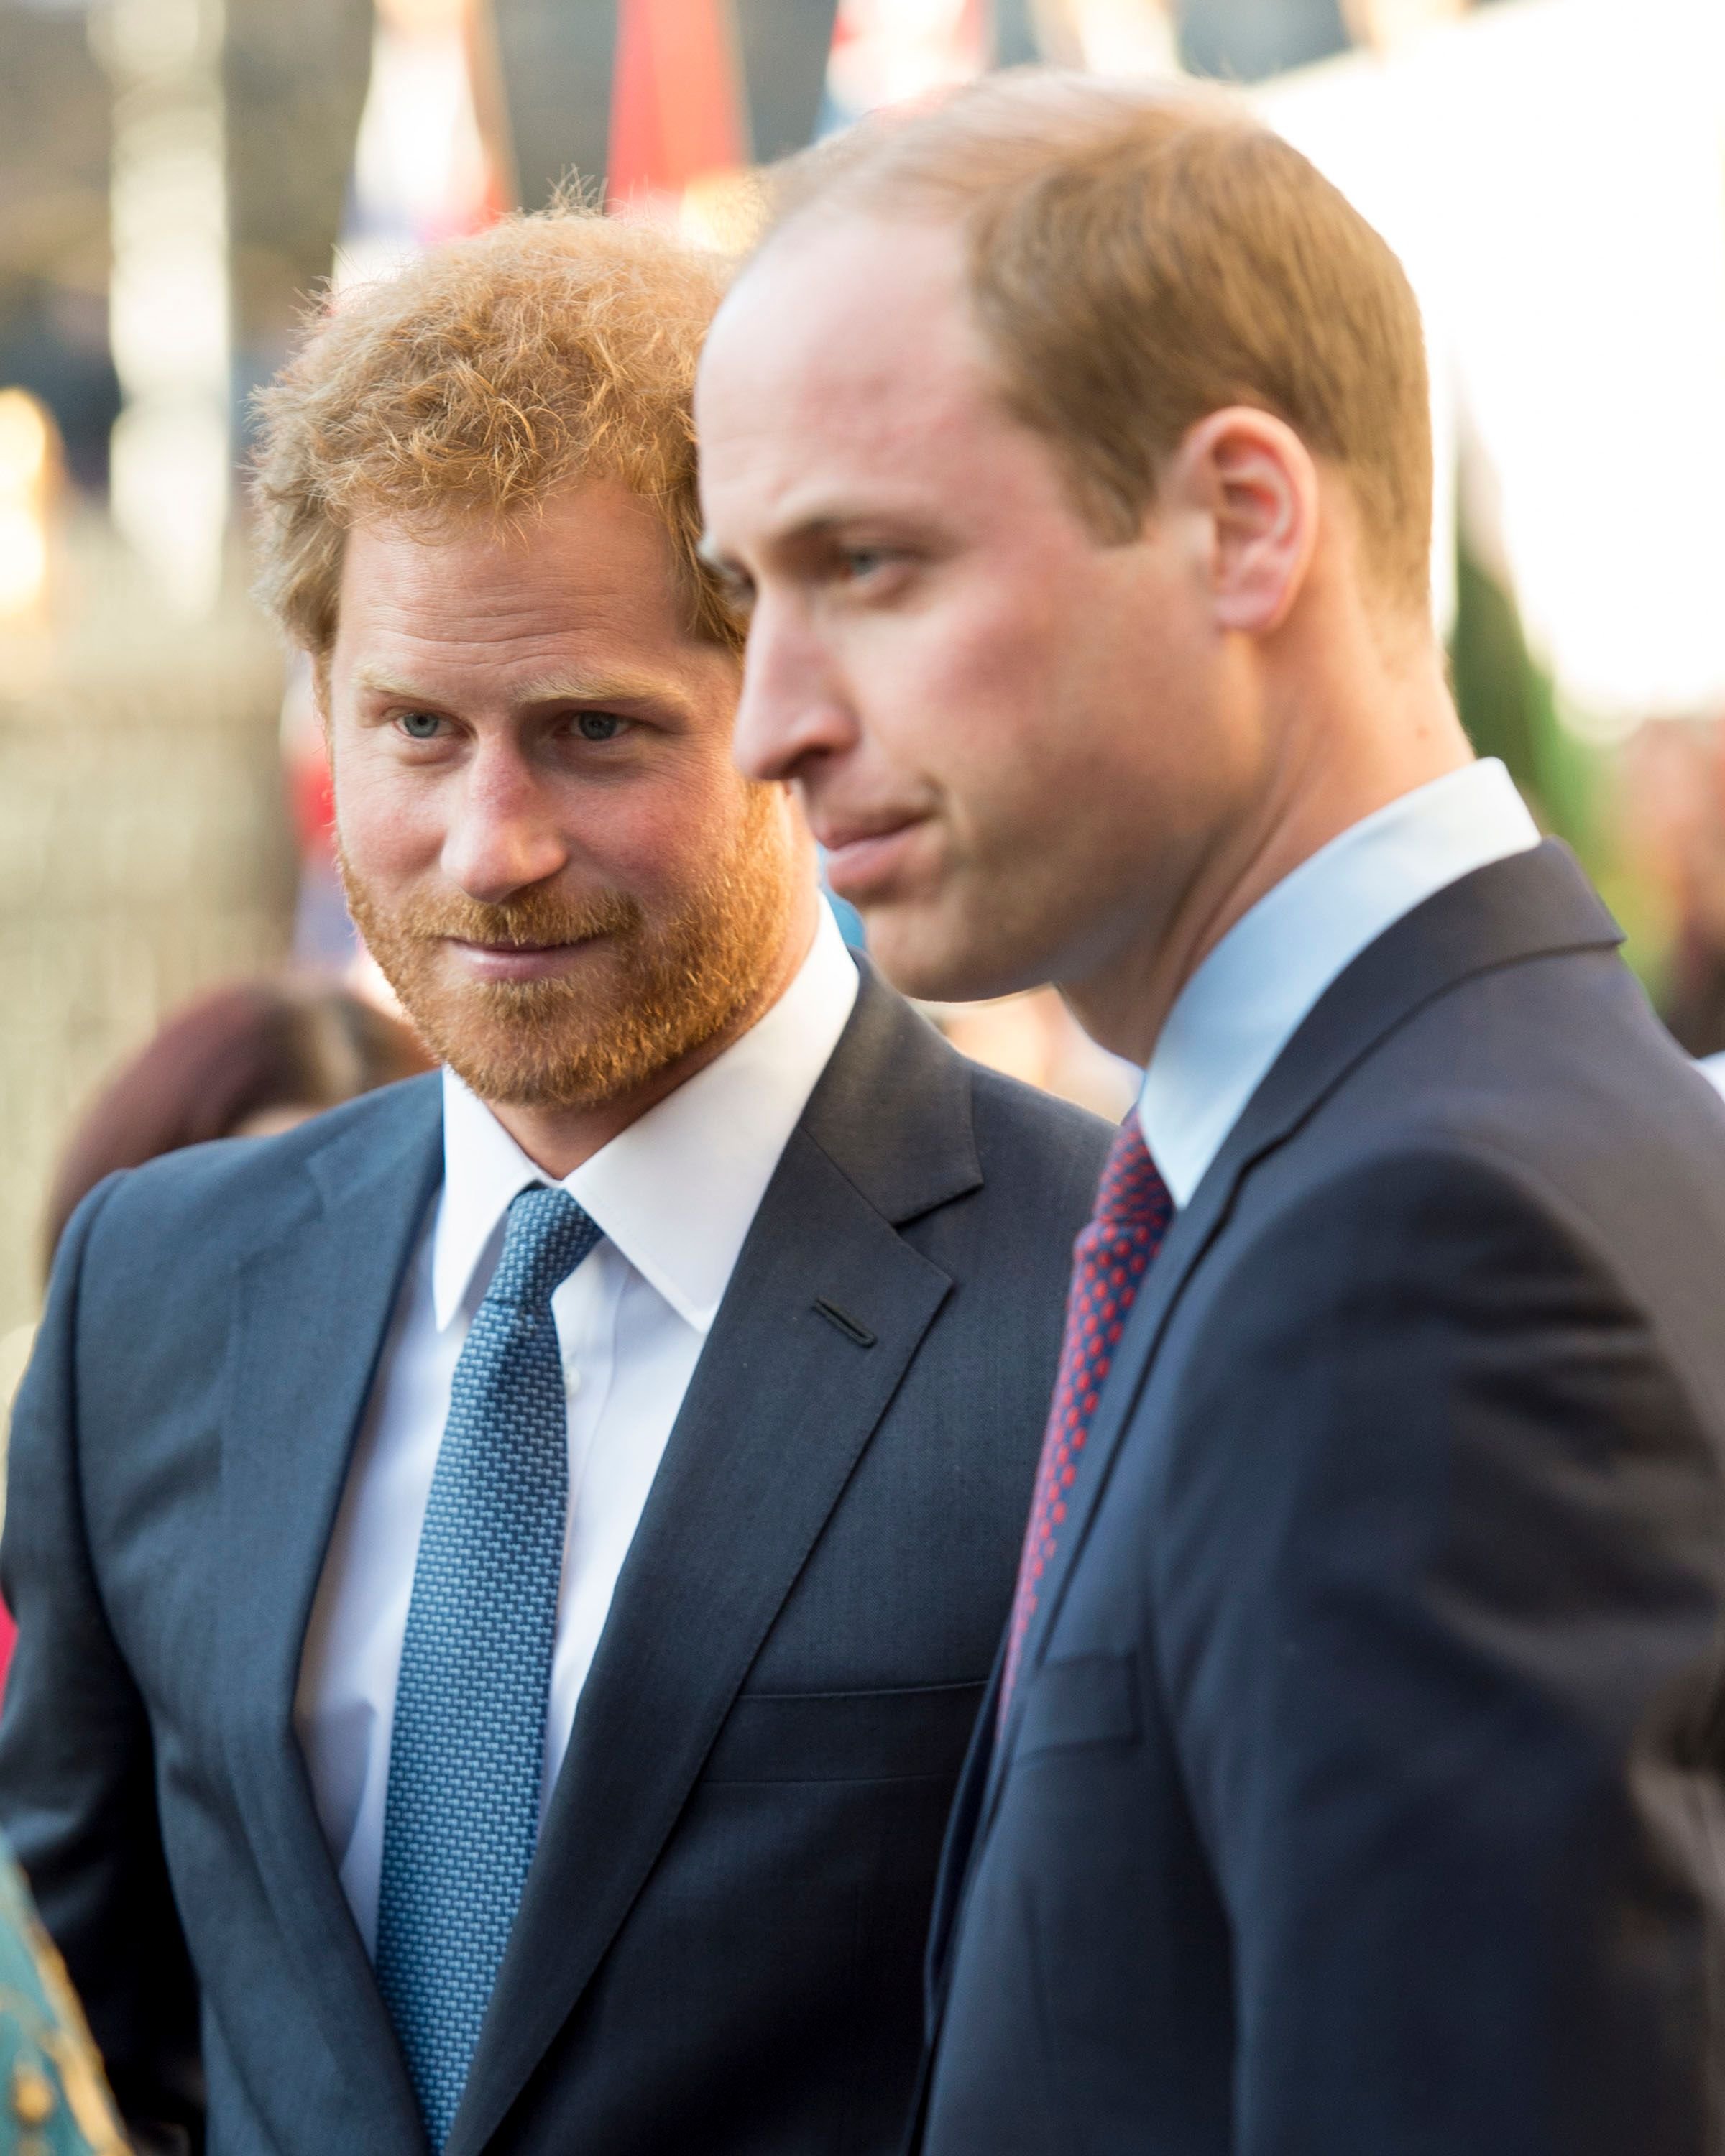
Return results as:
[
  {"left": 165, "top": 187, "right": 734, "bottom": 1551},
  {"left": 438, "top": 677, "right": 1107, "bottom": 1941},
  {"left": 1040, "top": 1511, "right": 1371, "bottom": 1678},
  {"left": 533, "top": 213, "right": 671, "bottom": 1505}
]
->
[
  {"left": 337, "top": 485, "right": 688, "bottom": 630},
  {"left": 703, "top": 215, "right": 980, "bottom": 424},
  {"left": 699, "top": 218, "right": 1008, "bottom": 531},
  {"left": 341, "top": 476, "right": 667, "bottom": 569},
  {"left": 329, "top": 500, "right": 724, "bottom": 692}
]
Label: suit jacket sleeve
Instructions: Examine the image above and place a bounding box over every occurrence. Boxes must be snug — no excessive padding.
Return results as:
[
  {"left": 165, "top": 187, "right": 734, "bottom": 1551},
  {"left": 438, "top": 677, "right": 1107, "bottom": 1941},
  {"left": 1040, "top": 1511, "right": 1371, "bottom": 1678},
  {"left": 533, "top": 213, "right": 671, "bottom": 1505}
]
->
[
  {"left": 0, "top": 1178, "right": 203, "bottom": 2155},
  {"left": 1159, "top": 1146, "right": 1725, "bottom": 2156}
]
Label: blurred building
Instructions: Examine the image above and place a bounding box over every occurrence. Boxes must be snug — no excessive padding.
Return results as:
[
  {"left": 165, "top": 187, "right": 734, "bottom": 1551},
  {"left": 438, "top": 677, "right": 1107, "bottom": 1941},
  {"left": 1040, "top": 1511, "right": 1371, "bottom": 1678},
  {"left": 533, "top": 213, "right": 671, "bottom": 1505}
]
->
[
  {"left": 0, "top": 550, "right": 291, "bottom": 1339},
  {"left": 3, "top": 0, "right": 1724, "bottom": 1350},
  {"left": 0, "top": 0, "right": 117, "bottom": 489}
]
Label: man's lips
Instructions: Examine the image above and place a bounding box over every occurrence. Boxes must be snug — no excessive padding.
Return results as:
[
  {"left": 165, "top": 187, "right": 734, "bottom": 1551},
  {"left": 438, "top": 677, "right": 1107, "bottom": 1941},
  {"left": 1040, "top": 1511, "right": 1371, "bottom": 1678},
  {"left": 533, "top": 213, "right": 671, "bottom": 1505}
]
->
[
  {"left": 443, "top": 934, "right": 610, "bottom": 983},
  {"left": 816, "top": 815, "right": 930, "bottom": 902}
]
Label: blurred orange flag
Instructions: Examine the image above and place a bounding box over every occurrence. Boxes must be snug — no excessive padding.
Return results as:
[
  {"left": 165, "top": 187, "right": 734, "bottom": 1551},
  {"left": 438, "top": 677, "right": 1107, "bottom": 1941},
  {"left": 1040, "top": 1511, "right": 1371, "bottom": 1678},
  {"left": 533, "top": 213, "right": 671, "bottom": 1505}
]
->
[{"left": 610, "top": 0, "right": 748, "bottom": 205}]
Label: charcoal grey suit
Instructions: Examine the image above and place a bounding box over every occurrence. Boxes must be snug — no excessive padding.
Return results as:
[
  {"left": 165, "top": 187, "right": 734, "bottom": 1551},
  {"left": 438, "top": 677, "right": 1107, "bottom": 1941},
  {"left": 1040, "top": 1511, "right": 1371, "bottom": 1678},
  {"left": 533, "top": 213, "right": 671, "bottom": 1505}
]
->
[{"left": 0, "top": 961, "right": 1109, "bottom": 2156}]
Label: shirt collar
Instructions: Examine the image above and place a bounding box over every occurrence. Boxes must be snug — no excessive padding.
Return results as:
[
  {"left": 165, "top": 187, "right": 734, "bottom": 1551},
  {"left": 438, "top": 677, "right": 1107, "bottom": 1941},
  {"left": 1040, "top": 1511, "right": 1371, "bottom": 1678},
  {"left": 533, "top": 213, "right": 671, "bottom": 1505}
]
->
[
  {"left": 433, "top": 899, "right": 860, "bottom": 1333},
  {"left": 1138, "top": 758, "right": 1541, "bottom": 1210}
]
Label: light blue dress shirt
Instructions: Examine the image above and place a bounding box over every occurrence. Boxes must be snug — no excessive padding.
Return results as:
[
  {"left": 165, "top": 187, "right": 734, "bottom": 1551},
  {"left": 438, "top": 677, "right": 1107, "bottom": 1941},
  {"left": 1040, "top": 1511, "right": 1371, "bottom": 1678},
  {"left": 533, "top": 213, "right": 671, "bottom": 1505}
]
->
[{"left": 1138, "top": 758, "right": 1542, "bottom": 1209}]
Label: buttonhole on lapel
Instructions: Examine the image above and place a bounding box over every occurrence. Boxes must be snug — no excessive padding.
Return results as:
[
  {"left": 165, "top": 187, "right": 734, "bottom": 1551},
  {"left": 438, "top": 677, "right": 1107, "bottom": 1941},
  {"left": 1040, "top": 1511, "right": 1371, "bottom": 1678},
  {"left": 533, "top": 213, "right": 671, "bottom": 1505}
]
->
[{"left": 814, "top": 1298, "right": 876, "bottom": 1348}]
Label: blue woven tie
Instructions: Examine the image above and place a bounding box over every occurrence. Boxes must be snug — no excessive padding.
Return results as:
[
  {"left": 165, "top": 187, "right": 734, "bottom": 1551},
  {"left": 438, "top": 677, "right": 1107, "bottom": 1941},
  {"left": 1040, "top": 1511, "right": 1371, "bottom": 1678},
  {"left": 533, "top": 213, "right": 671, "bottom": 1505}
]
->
[{"left": 375, "top": 1183, "right": 602, "bottom": 2150}]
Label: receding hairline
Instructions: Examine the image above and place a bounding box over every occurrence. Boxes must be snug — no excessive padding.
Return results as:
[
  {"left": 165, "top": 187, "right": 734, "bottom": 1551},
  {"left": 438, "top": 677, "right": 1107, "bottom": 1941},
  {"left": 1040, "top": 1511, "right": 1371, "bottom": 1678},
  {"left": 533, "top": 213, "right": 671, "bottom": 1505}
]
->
[
  {"left": 755, "top": 72, "right": 1252, "bottom": 244},
  {"left": 735, "top": 68, "right": 1435, "bottom": 619}
]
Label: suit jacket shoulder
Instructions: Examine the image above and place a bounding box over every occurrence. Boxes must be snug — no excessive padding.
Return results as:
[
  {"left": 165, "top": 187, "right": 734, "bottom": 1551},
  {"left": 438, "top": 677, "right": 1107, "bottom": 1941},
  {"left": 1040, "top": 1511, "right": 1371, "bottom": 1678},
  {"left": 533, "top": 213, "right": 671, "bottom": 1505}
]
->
[
  {"left": 798, "top": 958, "right": 1110, "bottom": 1226},
  {"left": 67, "top": 1072, "right": 443, "bottom": 1282}
]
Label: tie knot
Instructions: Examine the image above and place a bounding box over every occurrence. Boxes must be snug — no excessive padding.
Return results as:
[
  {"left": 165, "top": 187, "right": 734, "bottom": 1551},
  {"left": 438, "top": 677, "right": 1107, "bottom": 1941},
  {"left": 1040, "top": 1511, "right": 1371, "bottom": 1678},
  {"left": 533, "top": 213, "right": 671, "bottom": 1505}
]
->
[
  {"left": 1090, "top": 1111, "right": 1172, "bottom": 1242},
  {"left": 489, "top": 1184, "right": 603, "bottom": 1312}
]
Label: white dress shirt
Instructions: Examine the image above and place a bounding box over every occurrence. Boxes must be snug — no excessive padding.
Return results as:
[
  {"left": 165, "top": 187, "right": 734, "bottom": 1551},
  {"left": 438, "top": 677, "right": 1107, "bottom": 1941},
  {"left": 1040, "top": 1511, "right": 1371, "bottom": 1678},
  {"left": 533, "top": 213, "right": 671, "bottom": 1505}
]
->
[
  {"left": 295, "top": 902, "right": 860, "bottom": 1953},
  {"left": 1138, "top": 759, "right": 1542, "bottom": 1207}
]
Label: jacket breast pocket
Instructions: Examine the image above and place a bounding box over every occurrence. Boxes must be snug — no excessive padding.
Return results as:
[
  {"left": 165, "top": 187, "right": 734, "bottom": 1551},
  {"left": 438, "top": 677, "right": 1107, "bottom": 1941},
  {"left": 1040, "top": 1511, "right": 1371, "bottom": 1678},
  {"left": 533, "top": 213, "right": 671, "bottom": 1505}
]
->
[
  {"left": 1016, "top": 1651, "right": 1141, "bottom": 1758},
  {"left": 703, "top": 1679, "right": 987, "bottom": 1784}
]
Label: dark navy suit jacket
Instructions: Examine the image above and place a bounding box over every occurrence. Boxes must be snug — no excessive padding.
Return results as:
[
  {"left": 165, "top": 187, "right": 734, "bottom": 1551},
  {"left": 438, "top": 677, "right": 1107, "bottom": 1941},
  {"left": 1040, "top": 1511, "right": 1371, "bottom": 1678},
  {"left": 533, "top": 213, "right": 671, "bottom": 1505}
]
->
[
  {"left": 0, "top": 962, "right": 1110, "bottom": 2156},
  {"left": 921, "top": 844, "right": 1725, "bottom": 2156}
]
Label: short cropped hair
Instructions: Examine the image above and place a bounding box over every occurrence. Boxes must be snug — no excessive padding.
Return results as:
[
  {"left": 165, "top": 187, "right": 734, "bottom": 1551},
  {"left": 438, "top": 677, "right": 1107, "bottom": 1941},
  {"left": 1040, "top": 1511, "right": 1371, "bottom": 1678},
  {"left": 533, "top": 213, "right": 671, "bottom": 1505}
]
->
[
  {"left": 767, "top": 73, "right": 1433, "bottom": 615},
  {"left": 251, "top": 211, "right": 738, "bottom": 659}
]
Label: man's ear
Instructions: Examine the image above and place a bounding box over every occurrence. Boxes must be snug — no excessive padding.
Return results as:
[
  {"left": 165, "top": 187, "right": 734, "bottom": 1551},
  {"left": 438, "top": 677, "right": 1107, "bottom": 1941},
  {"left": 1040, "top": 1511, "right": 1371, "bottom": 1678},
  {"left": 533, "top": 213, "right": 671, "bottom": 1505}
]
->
[{"left": 1171, "top": 406, "right": 1320, "bottom": 636}]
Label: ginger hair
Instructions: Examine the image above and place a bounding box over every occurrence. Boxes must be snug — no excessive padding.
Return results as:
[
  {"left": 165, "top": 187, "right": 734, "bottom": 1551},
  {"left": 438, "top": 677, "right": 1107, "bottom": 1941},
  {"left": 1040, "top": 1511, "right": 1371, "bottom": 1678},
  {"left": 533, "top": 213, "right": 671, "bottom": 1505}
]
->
[
  {"left": 765, "top": 73, "right": 1435, "bottom": 617},
  {"left": 250, "top": 209, "right": 740, "bottom": 660}
]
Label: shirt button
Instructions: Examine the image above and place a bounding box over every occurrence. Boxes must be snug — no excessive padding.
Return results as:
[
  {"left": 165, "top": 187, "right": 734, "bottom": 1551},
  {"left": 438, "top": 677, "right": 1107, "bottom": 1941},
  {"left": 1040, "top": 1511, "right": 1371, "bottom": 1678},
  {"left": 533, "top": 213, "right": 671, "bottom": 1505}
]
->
[{"left": 561, "top": 1358, "right": 581, "bottom": 1396}]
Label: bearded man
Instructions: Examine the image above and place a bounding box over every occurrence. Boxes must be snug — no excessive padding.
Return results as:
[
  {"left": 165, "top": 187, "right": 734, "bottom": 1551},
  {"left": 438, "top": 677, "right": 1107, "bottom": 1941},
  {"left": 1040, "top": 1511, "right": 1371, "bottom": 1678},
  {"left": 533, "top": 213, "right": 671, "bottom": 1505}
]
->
[{"left": 0, "top": 213, "right": 1107, "bottom": 2156}]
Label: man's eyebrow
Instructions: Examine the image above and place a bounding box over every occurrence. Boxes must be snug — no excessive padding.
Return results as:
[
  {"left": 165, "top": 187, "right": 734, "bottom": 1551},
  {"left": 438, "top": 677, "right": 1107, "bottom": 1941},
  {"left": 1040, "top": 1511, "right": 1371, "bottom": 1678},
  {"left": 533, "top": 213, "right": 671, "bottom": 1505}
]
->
[
  {"left": 351, "top": 665, "right": 433, "bottom": 700},
  {"left": 350, "top": 663, "right": 700, "bottom": 710},
  {"left": 515, "top": 667, "right": 699, "bottom": 708},
  {"left": 699, "top": 515, "right": 860, "bottom": 571}
]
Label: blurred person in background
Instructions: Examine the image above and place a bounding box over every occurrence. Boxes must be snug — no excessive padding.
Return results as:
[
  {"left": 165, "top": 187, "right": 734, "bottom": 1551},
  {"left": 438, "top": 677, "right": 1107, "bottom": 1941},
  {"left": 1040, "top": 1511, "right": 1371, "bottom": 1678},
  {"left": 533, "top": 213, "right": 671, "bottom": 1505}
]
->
[
  {"left": 929, "top": 985, "right": 1138, "bottom": 1120},
  {"left": 41, "top": 976, "right": 432, "bottom": 1271},
  {"left": 699, "top": 72, "right": 1725, "bottom": 2156},
  {"left": 0, "top": 211, "right": 1108, "bottom": 2156},
  {"left": 0, "top": 976, "right": 426, "bottom": 1706}
]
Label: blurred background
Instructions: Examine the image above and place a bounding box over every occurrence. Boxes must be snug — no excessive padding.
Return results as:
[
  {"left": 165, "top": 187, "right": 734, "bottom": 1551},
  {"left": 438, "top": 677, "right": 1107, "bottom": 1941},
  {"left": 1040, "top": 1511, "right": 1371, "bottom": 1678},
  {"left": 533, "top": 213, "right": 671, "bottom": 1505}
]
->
[{"left": 2, "top": 0, "right": 1724, "bottom": 1384}]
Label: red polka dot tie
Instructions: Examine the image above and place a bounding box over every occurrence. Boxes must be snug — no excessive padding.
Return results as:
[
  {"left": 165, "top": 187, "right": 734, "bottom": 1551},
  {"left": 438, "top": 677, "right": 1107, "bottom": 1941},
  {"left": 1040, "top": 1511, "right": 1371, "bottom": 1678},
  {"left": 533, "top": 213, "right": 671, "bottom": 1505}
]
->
[{"left": 1000, "top": 1112, "right": 1172, "bottom": 1723}]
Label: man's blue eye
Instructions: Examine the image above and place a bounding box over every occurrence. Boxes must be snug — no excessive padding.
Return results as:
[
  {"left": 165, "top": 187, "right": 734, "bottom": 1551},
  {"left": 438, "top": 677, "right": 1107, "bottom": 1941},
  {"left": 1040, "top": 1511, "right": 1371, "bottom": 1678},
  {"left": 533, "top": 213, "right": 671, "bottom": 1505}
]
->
[
  {"left": 400, "top": 711, "right": 441, "bottom": 740},
  {"left": 577, "top": 711, "right": 623, "bottom": 742}
]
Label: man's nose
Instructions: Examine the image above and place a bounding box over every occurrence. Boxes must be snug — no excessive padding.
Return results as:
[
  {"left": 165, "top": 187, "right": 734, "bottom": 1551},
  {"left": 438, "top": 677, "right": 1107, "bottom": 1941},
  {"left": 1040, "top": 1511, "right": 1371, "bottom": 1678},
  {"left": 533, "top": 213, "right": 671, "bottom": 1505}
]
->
[
  {"left": 440, "top": 738, "right": 569, "bottom": 903},
  {"left": 732, "top": 596, "right": 859, "bottom": 785}
]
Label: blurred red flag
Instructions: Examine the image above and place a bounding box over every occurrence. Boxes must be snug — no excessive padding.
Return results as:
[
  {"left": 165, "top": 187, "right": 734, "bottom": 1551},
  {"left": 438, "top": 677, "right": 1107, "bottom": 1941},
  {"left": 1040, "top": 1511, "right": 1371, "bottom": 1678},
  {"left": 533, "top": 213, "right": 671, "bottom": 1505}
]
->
[{"left": 609, "top": 0, "right": 748, "bottom": 206}]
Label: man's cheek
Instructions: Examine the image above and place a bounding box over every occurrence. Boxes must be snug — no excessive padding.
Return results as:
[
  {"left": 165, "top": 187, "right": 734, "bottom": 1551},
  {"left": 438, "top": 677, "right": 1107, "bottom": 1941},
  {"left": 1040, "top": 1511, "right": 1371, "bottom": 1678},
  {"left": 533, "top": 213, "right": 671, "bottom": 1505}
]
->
[
  {"left": 342, "top": 779, "right": 438, "bottom": 878},
  {"left": 604, "top": 791, "right": 719, "bottom": 898}
]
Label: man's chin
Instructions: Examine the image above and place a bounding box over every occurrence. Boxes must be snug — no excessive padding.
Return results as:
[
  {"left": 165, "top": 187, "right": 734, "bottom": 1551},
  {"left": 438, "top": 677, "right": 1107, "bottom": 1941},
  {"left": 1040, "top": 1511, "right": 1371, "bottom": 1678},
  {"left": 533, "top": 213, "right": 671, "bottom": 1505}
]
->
[
  {"left": 445, "top": 1061, "right": 614, "bottom": 1112},
  {"left": 860, "top": 900, "right": 1047, "bottom": 1008},
  {"left": 436, "top": 1034, "right": 671, "bottom": 1113},
  {"left": 413, "top": 1010, "right": 635, "bottom": 1113},
  {"left": 400, "top": 975, "right": 751, "bottom": 1115}
]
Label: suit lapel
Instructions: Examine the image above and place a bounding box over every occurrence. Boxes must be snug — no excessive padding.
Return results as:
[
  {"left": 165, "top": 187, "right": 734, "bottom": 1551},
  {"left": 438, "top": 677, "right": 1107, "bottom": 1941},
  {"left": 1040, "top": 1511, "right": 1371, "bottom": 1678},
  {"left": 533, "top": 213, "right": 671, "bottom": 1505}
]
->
[
  {"left": 218, "top": 1079, "right": 443, "bottom": 2154},
  {"left": 451, "top": 972, "right": 981, "bottom": 2156},
  {"left": 980, "top": 841, "right": 1623, "bottom": 1830}
]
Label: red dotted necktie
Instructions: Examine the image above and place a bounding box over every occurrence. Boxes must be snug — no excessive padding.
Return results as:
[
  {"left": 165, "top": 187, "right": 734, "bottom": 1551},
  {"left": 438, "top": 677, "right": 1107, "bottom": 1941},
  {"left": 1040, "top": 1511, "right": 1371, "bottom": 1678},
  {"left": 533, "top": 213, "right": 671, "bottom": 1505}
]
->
[{"left": 1000, "top": 1112, "right": 1172, "bottom": 1723}]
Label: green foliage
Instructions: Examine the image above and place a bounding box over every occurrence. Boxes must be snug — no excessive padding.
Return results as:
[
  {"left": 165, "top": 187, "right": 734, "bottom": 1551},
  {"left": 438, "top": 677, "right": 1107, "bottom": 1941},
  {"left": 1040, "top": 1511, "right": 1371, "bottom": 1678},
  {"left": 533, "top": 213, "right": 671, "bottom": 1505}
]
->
[{"left": 1448, "top": 538, "right": 1663, "bottom": 989}]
